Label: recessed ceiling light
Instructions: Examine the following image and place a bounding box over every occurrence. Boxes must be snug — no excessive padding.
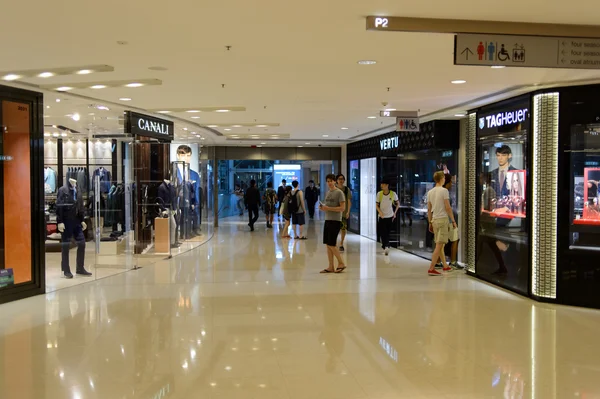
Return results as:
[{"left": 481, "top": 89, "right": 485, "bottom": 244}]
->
[
  {"left": 367, "top": 116, "right": 377, "bottom": 119},
  {"left": 191, "top": 116, "right": 200, "bottom": 119},
  {"left": 454, "top": 113, "right": 466, "bottom": 117},
  {"left": 491, "top": 66, "right": 506, "bottom": 69},
  {"left": 207, "top": 125, "right": 218, "bottom": 128},
  {"left": 232, "top": 125, "right": 242, "bottom": 128},
  {"left": 201, "top": 137, "right": 205, "bottom": 140},
  {"left": 183, "top": 128, "right": 188, "bottom": 131},
  {"left": 38, "top": 72, "right": 54, "bottom": 78},
  {"left": 44, "top": 132, "right": 51, "bottom": 137},
  {"left": 71, "top": 113, "right": 80, "bottom": 121},
  {"left": 305, "top": 142, "right": 311, "bottom": 145},
  {"left": 341, "top": 127, "right": 348, "bottom": 130},
  {"left": 257, "top": 145, "right": 263, "bottom": 148},
  {"left": 256, "top": 124, "right": 267, "bottom": 127},
  {"left": 384, "top": 108, "right": 396, "bottom": 111},
  {"left": 55, "top": 99, "right": 61, "bottom": 103},
  {"left": 186, "top": 110, "right": 200, "bottom": 113},
  {"left": 298, "top": 145, "right": 303, "bottom": 148},
  {"left": 322, "top": 134, "right": 329, "bottom": 137},
  {"left": 96, "top": 105, "right": 109, "bottom": 111},
  {"left": 224, "top": 128, "right": 232, "bottom": 131},
  {"left": 52, "top": 133, "right": 60, "bottom": 137},
  {"left": 3, "top": 74, "right": 21, "bottom": 81},
  {"left": 61, "top": 132, "right": 68, "bottom": 137},
  {"left": 90, "top": 85, "right": 106, "bottom": 89},
  {"left": 357, "top": 60, "right": 377, "bottom": 65},
  {"left": 157, "top": 111, "right": 171, "bottom": 114},
  {"left": 56, "top": 87, "right": 73, "bottom": 91},
  {"left": 46, "top": 105, "right": 50, "bottom": 109},
  {"left": 119, "top": 97, "right": 132, "bottom": 101},
  {"left": 260, "top": 142, "right": 266, "bottom": 145},
  {"left": 125, "top": 82, "right": 144, "bottom": 88},
  {"left": 451, "top": 80, "right": 467, "bottom": 84},
  {"left": 215, "top": 109, "right": 230, "bottom": 113},
  {"left": 77, "top": 69, "right": 93, "bottom": 75}
]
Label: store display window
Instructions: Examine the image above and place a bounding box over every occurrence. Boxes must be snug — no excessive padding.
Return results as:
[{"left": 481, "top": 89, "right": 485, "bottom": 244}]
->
[
  {"left": 476, "top": 99, "right": 531, "bottom": 295},
  {"left": 348, "top": 160, "right": 360, "bottom": 233},
  {"left": 568, "top": 123, "right": 600, "bottom": 248}
]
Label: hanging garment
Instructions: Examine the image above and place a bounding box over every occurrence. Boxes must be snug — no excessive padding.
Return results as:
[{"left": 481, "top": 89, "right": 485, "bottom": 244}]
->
[
  {"left": 44, "top": 167, "right": 57, "bottom": 193},
  {"left": 92, "top": 167, "right": 112, "bottom": 194}
]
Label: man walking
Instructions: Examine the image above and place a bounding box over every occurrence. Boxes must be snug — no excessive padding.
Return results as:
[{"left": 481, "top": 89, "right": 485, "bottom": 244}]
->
[
  {"left": 376, "top": 180, "right": 399, "bottom": 256},
  {"left": 305, "top": 180, "right": 319, "bottom": 219},
  {"left": 263, "top": 181, "right": 277, "bottom": 228},
  {"left": 277, "top": 179, "right": 287, "bottom": 221},
  {"left": 319, "top": 174, "right": 347, "bottom": 273},
  {"left": 290, "top": 181, "right": 307, "bottom": 239},
  {"left": 427, "top": 171, "right": 457, "bottom": 276},
  {"left": 245, "top": 179, "right": 261, "bottom": 231},
  {"left": 336, "top": 174, "right": 352, "bottom": 252}
]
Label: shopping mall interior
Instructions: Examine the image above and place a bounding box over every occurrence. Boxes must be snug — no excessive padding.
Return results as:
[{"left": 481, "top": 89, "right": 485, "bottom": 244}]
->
[{"left": 1, "top": 1, "right": 600, "bottom": 398}]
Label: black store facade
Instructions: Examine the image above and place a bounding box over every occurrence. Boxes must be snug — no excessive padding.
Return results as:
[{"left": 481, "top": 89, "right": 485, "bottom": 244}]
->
[
  {"left": 347, "top": 120, "right": 460, "bottom": 260},
  {"left": 464, "top": 84, "right": 600, "bottom": 309}
]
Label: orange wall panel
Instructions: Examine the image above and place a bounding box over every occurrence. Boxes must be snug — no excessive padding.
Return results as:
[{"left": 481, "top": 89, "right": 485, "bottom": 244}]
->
[{"left": 2, "top": 101, "right": 32, "bottom": 284}]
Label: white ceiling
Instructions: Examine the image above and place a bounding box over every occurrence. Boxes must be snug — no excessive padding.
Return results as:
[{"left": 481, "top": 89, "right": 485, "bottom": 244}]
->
[{"left": 2, "top": 0, "right": 600, "bottom": 145}]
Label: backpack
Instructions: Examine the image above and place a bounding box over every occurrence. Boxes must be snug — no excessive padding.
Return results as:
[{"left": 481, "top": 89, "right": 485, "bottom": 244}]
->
[
  {"left": 288, "top": 190, "right": 300, "bottom": 213},
  {"left": 377, "top": 190, "right": 396, "bottom": 204},
  {"left": 265, "top": 189, "right": 276, "bottom": 205}
]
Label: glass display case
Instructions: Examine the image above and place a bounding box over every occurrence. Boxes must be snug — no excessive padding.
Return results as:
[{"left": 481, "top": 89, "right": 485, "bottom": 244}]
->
[
  {"left": 568, "top": 123, "right": 600, "bottom": 248},
  {"left": 348, "top": 160, "right": 360, "bottom": 233},
  {"left": 476, "top": 99, "right": 530, "bottom": 295}
]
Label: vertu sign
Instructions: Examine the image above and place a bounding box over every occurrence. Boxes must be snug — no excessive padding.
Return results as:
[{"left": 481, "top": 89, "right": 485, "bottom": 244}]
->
[
  {"left": 380, "top": 136, "right": 399, "bottom": 151},
  {"left": 126, "top": 111, "right": 174, "bottom": 140},
  {"left": 478, "top": 108, "right": 529, "bottom": 130}
]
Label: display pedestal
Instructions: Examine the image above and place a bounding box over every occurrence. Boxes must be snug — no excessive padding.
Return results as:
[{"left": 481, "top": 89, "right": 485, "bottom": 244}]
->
[
  {"left": 155, "top": 218, "right": 170, "bottom": 254},
  {"left": 99, "top": 238, "right": 126, "bottom": 255}
]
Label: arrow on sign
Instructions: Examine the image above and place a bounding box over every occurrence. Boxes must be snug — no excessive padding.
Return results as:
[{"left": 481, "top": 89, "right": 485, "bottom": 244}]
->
[{"left": 461, "top": 47, "right": 474, "bottom": 60}]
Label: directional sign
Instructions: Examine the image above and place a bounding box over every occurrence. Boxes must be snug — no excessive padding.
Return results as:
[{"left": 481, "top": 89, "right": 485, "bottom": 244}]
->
[
  {"left": 380, "top": 110, "right": 418, "bottom": 118},
  {"left": 455, "top": 33, "right": 600, "bottom": 69},
  {"left": 396, "top": 117, "right": 419, "bottom": 132}
]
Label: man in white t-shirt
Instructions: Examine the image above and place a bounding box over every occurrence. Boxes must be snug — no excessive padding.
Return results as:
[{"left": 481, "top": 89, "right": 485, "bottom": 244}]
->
[
  {"left": 427, "top": 171, "right": 457, "bottom": 276},
  {"left": 376, "top": 180, "right": 399, "bottom": 256}
]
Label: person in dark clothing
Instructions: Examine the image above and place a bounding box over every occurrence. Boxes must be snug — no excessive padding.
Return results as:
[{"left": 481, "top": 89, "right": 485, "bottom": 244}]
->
[
  {"left": 277, "top": 179, "right": 287, "bottom": 220},
  {"left": 245, "top": 179, "right": 261, "bottom": 231},
  {"left": 56, "top": 178, "right": 92, "bottom": 278},
  {"left": 305, "top": 180, "right": 319, "bottom": 219}
]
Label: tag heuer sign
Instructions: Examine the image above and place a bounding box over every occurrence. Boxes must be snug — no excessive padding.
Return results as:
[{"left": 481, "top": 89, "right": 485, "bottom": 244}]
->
[{"left": 126, "top": 111, "right": 174, "bottom": 140}]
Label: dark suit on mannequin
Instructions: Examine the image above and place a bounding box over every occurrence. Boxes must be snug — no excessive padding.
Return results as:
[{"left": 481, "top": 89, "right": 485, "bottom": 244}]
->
[
  {"left": 56, "top": 180, "right": 87, "bottom": 275},
  {"left": 490, "top": 165, "right": 517, "bottom": 198}
]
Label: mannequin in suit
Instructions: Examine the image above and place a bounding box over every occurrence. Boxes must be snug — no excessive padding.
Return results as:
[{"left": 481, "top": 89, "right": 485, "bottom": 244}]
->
[{"left": 490, "top": 145, "right": 517, "bottom": 198}]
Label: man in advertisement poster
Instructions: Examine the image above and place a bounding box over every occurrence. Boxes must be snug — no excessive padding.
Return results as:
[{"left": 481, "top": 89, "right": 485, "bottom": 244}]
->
[
  {"left": 176, "top": 145, "right": 201, "bottom": 235},
  {"left": 490, "top": 145, "right": 516, "bottom": 198}
]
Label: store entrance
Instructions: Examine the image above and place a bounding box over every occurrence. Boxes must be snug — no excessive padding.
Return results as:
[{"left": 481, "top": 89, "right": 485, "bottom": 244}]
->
[{"left": 379, "top": 151, "right": 458, "bottom": 260}]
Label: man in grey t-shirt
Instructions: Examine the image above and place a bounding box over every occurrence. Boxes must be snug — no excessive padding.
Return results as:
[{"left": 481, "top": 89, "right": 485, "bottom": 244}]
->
[{"left": 319, "top": 174, "right": 346, "bottom": 273}]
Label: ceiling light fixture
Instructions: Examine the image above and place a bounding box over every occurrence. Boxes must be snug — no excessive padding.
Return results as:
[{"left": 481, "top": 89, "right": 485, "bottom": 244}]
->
[
  {"left": 38, "top": 72, "right": 54, "bottom": 78},
  {"left": 305, "top": 142, "right": 311, "bottom": 145},
  {"left": 119, "top": 97, "right": 132, "bottom": 101},
  {"left": 454, "top": 113, "right": 466, "bottom": 117},
  {"left": 451, "top": 80, "right": 467, "bottom": 84},
  {"left": 71, "top": 113, "right": 80, "bottom": 121},
  {"left": 56, "top": 87, "right": 73, "bottom": 91},
  {"left": 77, "top": 69, "right": 93, "bottom": 75},
  {"left": 367, "top": 116, "right": 377, "bottom": 119},
  {"left": 298, "top": 145, "right": 303, "bottom": 148},
  {"left": 207, "top": 125, "right": 218, "bottom": 128},
  {"left": 183, "top": 128, "right": 188, "bottom": 131},
  {"left": 125, "top": 82, "right": 144, "bottom": 88},
  {"left": 224, "top": 128, "right": 232, "bottom": 131},
  {"left": 357, "top": 60, "right": 377, "bottom": 65},
  {"left": 215, "top": 109, "right": 230, "bottom": 113},
  {"left": 52, "top": 133, "right": 60, "bottom": 137},
  {"left": 186, "top": 110, "right": 200, "bottom": 113},
  {"left": 491, "top": 66, "right": 506, "bottom": 69},
  {"left": 341, "top": 127, "right": 348, "bottom": 130},
  {"left": 191, "top": 116, "right": 200, "bottom": 119},
  {"left": 90, "top": 85, "right": 106, "bottom": 89},
  {"left": 384, "top": 108, "right": 397, "bottom": 111},
  {"left": 44, "top": 132, "right": 51, "bottom": 137},
  {"left": 61, "top": 132, "right": 68, "bottom": 137},
  {"left": 322, "top": 134, "right": 329, "bottom": 137},
  {"left": 157, "top": 111, "right": 171, "bottom": 114},
  {"left": 260, "top": 142, "right": 266, "bottom": 145},
  {"left": 256, "top": 125, "right": 267, "bottom": 127},
  {"left": 96, "top": 105, "right": 109, "bottom": 111},
  {"left": 2, "top": 74, "right": 21, "bottom": 81},
  {"left": 232, "top": 125, "right": 241, "bottom": 128},
  {"left": 55, "top": 99, "right": 61, "bottom": 102}
]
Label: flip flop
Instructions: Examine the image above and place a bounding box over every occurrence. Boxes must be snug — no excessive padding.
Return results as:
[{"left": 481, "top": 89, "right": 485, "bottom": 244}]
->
[
  {"left": 335, "top": 266, "right": 347, "bottom": 273},
  {"left": 300, "top": 236, "right": 308, "bottom": 240},
  {"left": 320, "top": 269, "right": 335, "bottom": 273},
  {"left": 294, "top": 236, "right": 300, "bottom": 239}
]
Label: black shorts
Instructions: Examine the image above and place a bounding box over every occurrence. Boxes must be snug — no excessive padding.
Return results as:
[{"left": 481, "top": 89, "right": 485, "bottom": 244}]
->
[
  {"left": 292, "top": 212, "right": 306, "bottom": 225},
  {"left": 323, "top": 220, "right": 341, "bottom": 247}
]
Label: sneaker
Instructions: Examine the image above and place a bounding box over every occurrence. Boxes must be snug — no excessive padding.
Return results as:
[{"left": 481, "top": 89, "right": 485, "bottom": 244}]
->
[
  {"left": 428, "top": 269, "right": 442, "bottom": 276},
  {"left": 434, "top": 262, "right": 443, "bottom": 269},
  {"left": 450, "top": 262, "right": 463, "bottom": 269},
  {"left": 443, "top": 266, "right": 453, "bottom": 272},
  {"left": 339, "top": 246, "right": 345, "bottom": 252},
  {"left": 64, "top": 272, "right": 73, "bottom": 279},
  {"left": 384, "top": 248, "right": 389, "bottom": 256}
]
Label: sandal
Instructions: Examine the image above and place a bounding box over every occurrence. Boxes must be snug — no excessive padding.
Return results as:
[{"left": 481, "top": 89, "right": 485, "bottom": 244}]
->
[
  {"left": 335, "top": 265, "right": 347, "bottom": 273},
  {"left": 300, "top": 236, "right": 307, "bottom": 240},
  {"left": 320, "top": 269, "right": 335, "bottom": 273},
  {"left": 294, "top": 236, "right": 300, "bottom": 239}
]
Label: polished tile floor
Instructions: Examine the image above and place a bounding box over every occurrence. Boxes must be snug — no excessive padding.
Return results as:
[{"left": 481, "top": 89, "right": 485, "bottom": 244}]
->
[{"left": 1, "top": 217, "right": 600, "bottom": 398}]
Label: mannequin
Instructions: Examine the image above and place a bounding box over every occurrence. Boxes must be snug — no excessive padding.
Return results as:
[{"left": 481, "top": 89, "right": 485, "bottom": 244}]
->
[
  {"left": 158, "top": 179, "right": 179, "bottom": 248},
  {"left": 56, "top": 178, "right": 92, "bottom": 278}
]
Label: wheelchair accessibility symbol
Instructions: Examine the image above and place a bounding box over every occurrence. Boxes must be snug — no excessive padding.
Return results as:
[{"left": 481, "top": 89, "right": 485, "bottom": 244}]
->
[{"left": 497, "top": 44, "right": 510, "bottom": 62}]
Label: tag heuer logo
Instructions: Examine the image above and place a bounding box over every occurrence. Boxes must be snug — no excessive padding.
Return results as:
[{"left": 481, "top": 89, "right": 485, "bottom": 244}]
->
[{"left": 479, "top": 118, "right": 485, "bottom": 129}]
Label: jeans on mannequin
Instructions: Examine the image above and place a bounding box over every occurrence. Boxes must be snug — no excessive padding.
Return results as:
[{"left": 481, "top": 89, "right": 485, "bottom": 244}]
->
[{"left": 61, "top": 219, "right": 86, "bottom": 273}]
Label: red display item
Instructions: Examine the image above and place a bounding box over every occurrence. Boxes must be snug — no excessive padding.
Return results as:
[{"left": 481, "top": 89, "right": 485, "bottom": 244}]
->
[{"left": 582, "top": 167, "right": 600, "bottom": 221}]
